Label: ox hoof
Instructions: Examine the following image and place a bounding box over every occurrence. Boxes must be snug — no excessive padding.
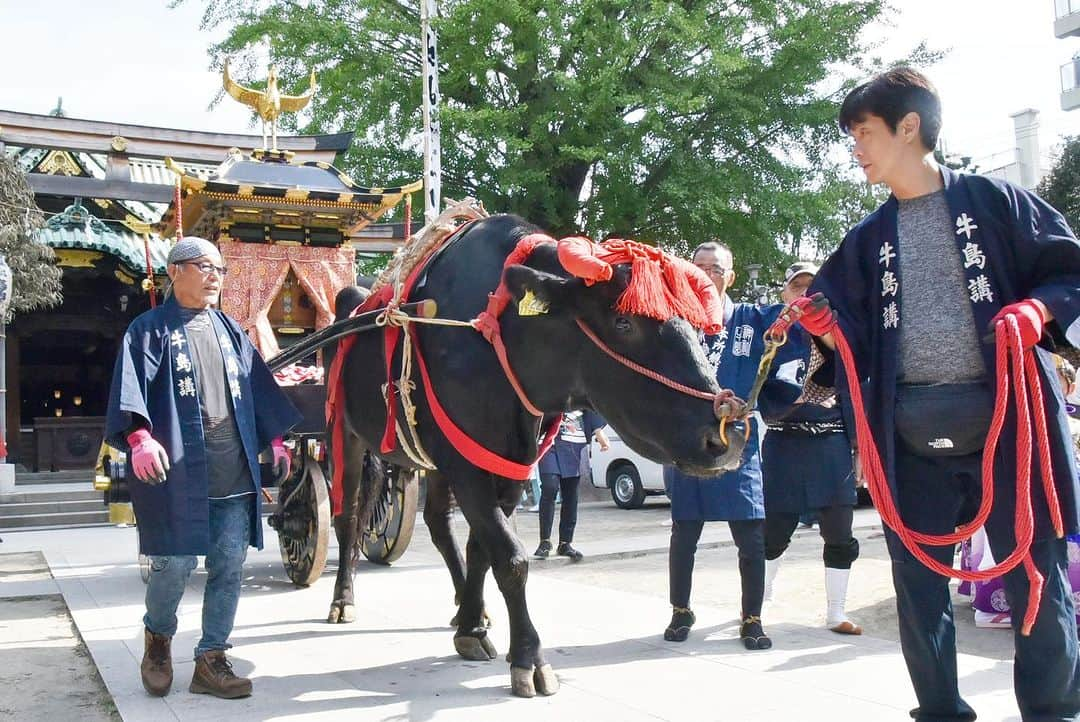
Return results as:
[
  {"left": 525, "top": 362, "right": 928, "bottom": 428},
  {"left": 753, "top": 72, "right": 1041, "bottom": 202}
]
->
[
  {"left": 454, "top": 633, "right": 497, "bottom": 661},
  {"left": 327, "top": 601, "right": 355, "bottom": 624},
  {"left": 510, "top": 666, "right": 537, "bottom": 698},
  {"left": 534, "top": 663, "right": 559, "bottom": 696}
]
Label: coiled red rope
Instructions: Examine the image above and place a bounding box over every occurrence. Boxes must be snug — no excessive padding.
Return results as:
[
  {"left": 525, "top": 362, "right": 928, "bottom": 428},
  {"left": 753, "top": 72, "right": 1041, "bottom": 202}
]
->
[{"left": 828, "top": 313, "right": 1064, "bottom": 635}]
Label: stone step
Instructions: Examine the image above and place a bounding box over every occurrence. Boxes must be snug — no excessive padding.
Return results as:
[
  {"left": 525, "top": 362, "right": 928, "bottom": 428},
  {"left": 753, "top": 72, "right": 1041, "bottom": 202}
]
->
[
  {"left": 0, "top": 487, "right": 101, "bottom": 504},
  {"left": 15, "top": 470, "right": 95, "bottom": 485},
  {"left": 0, "top": 499, "right": 105, "bottom": 518},
  {"left": 0, "top": 509, "right": 111, "bottom": 529}
]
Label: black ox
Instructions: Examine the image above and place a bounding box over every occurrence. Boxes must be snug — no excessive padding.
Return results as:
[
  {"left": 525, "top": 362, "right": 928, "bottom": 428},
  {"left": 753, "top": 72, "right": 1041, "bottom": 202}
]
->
[{"left": 328, "top": 214, "right": 744, "bottom": 697}]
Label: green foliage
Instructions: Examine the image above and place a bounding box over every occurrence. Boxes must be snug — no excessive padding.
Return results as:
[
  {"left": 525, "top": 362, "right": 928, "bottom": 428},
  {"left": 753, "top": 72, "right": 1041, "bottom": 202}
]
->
[
  {"left": 0, "top": 154, "right": 62, "bottom": 320},
  {"left": 1038, "top": 136, "right": 1080, "bottom": 235},
  {"left": 184, "top": 0, "right": 928, "bottom": 274},
  {"left": 355, "top": 252, "right": 392, "bottom": 280}
]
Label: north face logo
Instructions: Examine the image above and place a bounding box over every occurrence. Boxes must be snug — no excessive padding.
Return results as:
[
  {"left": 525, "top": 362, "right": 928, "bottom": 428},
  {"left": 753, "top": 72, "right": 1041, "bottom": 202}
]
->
[{"left": 929, "top": 438, "right": 955, "bottom": 449}]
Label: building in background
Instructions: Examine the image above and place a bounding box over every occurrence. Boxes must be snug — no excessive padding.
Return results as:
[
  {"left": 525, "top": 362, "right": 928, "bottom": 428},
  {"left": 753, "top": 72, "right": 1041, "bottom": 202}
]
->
[{"left": 1055, "top": 0, "right": 1080, "bottom": 110}]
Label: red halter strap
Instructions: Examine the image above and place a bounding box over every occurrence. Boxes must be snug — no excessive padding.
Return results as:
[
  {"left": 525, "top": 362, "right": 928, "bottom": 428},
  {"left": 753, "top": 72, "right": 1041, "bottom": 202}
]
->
[{"left": 574, "top": 319, "right": 716, "bottom": 401}]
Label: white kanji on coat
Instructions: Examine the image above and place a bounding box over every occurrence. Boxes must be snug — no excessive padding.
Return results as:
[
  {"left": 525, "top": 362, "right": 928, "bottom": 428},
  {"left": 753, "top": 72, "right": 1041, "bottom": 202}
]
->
[
  {"left": 226, "top": 357, "right": 239, "bottom": 376},
  {"left": 219, "top": 333, "right": 230, "bottom": 347},
  {"left": 229, "top": 378, "right": 242, "bottom": 400},
  {"left": 879, "top": 242, "right": 896, "bottom": 268},
  {"left": 175, "top": 352, "right": 192, "bottom": 374},
  {"left": 956, "top": 213, "right": 979, "bottom": 240},
  {"left": 968, "top": 274, "right": 994, "bottom": 303},
  {"left": 881, "top": 270, "right": 899, "bottom": 297},
  {"left": 883, "top": 302, "right": 899, "bottom": 329},
  {"left": 177, "top": 376, "right": 196, "bottom": 397},
  {"left": 732, "top": 325, "right": 754, "bottom": 357},
  {"left": 170, "top": 330, "right": 186, "bottom": 349},
  {"left": 962, "top": 242, "right": 986, "bottom": 270}
]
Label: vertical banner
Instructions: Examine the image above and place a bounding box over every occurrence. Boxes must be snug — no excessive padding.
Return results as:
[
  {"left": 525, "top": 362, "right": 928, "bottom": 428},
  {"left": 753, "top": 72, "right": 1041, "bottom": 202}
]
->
[{"left": 420, "top": 0, "right": 442, "bottom": 223}]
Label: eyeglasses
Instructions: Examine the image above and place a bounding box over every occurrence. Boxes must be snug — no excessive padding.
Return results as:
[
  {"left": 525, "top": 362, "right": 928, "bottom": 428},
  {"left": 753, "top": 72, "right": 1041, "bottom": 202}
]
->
[
  {"left": 695, "top": 264, "right": 731, "bottom": 276},
  {"left": 179, "top": 261, "right": 228, "bottom": 276}
]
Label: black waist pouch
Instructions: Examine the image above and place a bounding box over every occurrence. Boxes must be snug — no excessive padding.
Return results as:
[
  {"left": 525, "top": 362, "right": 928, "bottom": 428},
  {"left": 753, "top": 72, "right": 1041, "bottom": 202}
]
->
[{"left": 894, "top": 382, "right": 994, "bottom": 457}]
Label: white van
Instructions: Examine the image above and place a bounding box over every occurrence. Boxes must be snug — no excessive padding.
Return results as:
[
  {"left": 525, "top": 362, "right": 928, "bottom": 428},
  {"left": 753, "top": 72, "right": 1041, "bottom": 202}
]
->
[{"left": 589, "top": 430, "right": 666, "bottom": 509}]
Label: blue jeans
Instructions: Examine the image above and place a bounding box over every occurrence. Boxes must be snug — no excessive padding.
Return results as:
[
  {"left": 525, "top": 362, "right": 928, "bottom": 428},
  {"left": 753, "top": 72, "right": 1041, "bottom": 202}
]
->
[{"left": 143, "top": 495, "right": 252, "bottom": 659}]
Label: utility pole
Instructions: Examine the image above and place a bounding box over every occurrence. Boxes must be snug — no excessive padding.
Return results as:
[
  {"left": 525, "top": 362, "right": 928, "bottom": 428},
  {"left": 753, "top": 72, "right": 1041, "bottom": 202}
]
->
[{"left": 420, "top": 0, "right": 442, "bottom": 223}]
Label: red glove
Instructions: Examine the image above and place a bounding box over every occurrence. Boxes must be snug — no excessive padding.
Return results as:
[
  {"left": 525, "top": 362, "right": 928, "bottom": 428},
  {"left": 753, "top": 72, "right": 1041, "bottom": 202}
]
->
[
  {"left": 127, "top": 429, "right": 170, "bottom": 484},
  {"left": 991, "top": 300, "right": 1045, "bottom": 349},
  {"left": 790, "top": 293, "right": 836, "bottom": 336},
  {"left": 271, "top": 437, "right": 291, "bottom": 483}
]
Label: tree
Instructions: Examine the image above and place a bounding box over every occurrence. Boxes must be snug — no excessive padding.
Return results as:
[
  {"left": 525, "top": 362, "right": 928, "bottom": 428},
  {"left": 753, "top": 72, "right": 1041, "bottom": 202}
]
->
[
  {"left": 0, "top": 155, "right": 62, "bottom": 319},
  {"left": 1038, "top": 136, "right": 1080, "bottom": 234},
  {"left": 186, "top": 0, "right": 924, "bottom": 272}
]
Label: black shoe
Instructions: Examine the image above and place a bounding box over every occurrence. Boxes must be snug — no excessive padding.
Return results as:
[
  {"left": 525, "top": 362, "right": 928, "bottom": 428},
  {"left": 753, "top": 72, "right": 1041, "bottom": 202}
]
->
[
  {"left": 664, "top": 608, "right": 696, "bottom": 642},
  {"left": 534, "top": 540, "right": 552, "bottom": 559},
  {"left": 740, "top": 616, "right": 772, "bottom": 650},
  {"left": 556, "top": 542, "right": 583, "bottom": 561}
]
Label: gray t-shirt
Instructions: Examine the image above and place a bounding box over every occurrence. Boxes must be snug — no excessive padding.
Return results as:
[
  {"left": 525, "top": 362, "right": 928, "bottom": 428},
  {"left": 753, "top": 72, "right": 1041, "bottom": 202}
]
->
[
  {"left": 180, "top": 308, "right": 254, "bottom": 499},
  {"left": 896, "top": 190, "right": 986, "bottom": 385}
]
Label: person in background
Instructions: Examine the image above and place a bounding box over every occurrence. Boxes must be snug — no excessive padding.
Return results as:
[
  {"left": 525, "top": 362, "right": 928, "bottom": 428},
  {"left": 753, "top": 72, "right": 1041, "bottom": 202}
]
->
[
  {"left": 663, "top": 241, "right": 773, "bottom": 650},
  {"left": 106, "top": 237, "right": 301, "bottom": 700},
  {"left": 534, "top": 410, "right": 607, "bottom": 561},
  {"left": 759, "top": 261, "right": 863, "bottom": 635}
]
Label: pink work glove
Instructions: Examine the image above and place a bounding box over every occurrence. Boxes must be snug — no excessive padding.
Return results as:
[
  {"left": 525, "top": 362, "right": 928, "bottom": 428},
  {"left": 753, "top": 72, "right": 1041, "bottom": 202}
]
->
[
  {"left": 790, "top": 293, "right": 836, "bottom": 337},
  {"left": 271, "top": 437, "right": 291, "bottom": 483},
  {"left": 127, "top": 429, "right": 170, "bottom": 484},
  {"left": 991, "top": 300, "right": 1046, "bottom": 349}
]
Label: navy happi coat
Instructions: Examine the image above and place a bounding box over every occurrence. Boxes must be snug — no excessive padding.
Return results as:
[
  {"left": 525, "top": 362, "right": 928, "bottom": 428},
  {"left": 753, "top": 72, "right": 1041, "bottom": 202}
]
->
[
  {"left": 106, "top": 298, "right": 301, "bottom": 555},
  {"left": 665, "top": 302, "right": 782, "bottom": 521},
  {"left": 811, "top": 167, "right": 1080, "bottom": 540}
]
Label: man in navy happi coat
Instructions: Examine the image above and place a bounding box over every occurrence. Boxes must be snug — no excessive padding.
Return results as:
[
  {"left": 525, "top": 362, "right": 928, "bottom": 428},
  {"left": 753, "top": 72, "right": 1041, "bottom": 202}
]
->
[
  {"left": 106, "top": 237, "right": 300, "bottom": 700},
  {"left": 799, "top": 68, "right": 1080, "bottom": 721},
  {"left": 663, "top": 241, "right": 780, "bottom": 650}
]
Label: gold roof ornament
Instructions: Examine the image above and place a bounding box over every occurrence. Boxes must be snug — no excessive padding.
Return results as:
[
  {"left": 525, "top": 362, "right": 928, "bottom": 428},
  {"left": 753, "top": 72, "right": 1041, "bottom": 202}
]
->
[{"left": 223, "top": 60, "right": 317, "bottom": 152}]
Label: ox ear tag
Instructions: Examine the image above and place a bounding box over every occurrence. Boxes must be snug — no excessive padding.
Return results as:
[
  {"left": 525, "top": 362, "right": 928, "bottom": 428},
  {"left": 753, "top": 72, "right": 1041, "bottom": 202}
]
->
[{"left": 518, "top": 290, "right": 549, "bottom": 316}]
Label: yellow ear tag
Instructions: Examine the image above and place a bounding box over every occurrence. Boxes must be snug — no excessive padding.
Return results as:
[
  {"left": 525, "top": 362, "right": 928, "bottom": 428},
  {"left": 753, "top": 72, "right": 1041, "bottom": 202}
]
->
[{"left": 518, "top": 290, "right": 549, "bottom": 316}]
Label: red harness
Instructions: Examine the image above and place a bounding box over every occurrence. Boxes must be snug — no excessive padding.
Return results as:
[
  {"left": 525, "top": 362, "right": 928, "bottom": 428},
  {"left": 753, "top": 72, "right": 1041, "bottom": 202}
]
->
[
  {"left": 325, "top": 227, "right": 728, "bottom": 516},
  {"left": 325, "top": 225, "right": 560, "bottom": 515}
]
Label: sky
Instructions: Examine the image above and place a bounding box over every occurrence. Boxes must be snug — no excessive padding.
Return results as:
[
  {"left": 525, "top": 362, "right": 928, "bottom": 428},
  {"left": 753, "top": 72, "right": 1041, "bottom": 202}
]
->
[{"left": 1, "top": 0, "right": 1079, "bottom": 169}]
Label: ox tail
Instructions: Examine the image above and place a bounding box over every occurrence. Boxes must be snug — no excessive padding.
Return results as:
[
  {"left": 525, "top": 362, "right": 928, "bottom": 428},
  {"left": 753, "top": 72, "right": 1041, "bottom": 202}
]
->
[{"left": 347, "top": 451, "right": 389, "bottom": 570}]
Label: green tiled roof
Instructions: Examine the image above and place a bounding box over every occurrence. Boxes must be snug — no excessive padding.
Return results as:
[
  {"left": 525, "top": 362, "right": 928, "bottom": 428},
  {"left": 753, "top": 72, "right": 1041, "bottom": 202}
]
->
[{"left": 38, "top": 201, "right": 169, "bottom": 275}]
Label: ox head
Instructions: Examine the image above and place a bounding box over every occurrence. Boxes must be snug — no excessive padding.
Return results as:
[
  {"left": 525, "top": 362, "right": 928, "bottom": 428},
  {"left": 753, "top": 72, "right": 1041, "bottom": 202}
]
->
[{"left": 502, "top": 246, "right": 746, "bottom": 477}]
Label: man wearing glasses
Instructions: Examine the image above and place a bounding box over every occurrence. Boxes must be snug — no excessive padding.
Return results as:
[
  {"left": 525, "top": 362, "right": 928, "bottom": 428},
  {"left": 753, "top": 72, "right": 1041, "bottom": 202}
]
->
[
  {"left": 106, "top": 237, "right": 300, "bottom": 700},
  {"left": 663, "top": 241, "right": 773, "bottom": 650}
]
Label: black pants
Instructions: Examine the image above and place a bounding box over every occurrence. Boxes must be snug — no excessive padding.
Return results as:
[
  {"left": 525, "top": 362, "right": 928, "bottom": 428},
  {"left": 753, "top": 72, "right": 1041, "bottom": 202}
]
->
[
  {"left": 539, "top": 473, "right": 580, "bottom": 544},
  {"left": 764, "top": 505, "right": 860, "bottom": 569},
  {"left": 889, "top": 445, "right": 1080, "bottom": 722},
  {"left": 669, "top": 518, "right": 765, "bottom": 619}
]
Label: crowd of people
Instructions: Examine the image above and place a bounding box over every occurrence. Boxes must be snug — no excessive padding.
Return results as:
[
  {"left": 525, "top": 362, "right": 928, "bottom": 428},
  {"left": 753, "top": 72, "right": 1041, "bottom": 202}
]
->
[{"left": 104, "top": 66, "right": 1080, "bottom": 721}]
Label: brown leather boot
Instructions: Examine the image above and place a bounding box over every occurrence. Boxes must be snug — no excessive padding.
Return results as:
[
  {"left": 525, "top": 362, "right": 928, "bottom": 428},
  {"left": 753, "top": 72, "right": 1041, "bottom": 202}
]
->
[
  {"left": 140, "top": 628, "right": 173, "bottom": 697},
  {"left": 190, "top": 650, "right": 252, "bottom": 699}
]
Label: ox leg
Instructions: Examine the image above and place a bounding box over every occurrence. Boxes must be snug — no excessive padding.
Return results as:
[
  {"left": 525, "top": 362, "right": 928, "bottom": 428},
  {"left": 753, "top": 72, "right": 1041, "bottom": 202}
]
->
[
  {"left": 423, "top": 472, "right": 468, "bottom": 622},
  {"left": 328, "top": 434, "right": 367, "bottom": 624},
  {"left": 455, "top": 477, "right": 558, "bottom": 697},
  {"left": 452, "top": 529, "right": 497, "bottom": 661}
]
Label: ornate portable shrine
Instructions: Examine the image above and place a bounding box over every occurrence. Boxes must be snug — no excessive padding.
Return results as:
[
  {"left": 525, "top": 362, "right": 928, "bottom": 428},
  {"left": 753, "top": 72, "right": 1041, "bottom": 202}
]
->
[{"left": 160, "top": 149, "right": 420, "bottom": 356}]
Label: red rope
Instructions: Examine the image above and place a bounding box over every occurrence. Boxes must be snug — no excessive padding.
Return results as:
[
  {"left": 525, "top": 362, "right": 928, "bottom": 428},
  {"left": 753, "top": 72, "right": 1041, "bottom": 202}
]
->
[
  {"left": 404, "top": 194, "right": 412, "bottom": 241},
  {"left": 174, "top": 178, "right": 183, "bottom": 241},
  {"left": 829, "top": 314, "right": 1064, "bottom": 635},
  {"left": 575, "top": 319, "right": 716, "bottom": 401}
]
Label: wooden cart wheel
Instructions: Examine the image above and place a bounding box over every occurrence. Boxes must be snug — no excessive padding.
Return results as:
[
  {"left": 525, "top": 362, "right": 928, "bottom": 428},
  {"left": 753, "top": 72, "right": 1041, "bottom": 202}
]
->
[
  {"left": 276, "top": 452, "right": 331, "bottom": 586},
  {"left": 361, "top": 465, "right": 419, "bottom": 565}
]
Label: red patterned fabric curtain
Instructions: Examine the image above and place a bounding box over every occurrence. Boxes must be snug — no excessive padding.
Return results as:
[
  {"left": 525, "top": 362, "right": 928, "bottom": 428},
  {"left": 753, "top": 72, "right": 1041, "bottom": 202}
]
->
[
  {"left": 218, "top": 241, "right": 356, "bottom": 357},
  {"left": 219, "top": 241, "right": 291, "bottom": 356},
  {"left": 287, "top": 245, "right": 356, "bottom": 331}
]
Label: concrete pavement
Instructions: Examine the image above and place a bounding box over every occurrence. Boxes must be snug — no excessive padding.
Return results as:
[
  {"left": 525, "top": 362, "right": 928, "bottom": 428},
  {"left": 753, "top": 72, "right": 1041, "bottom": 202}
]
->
[{"left": 0, "top": 502, "right": 1027, "bottom": 721}]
